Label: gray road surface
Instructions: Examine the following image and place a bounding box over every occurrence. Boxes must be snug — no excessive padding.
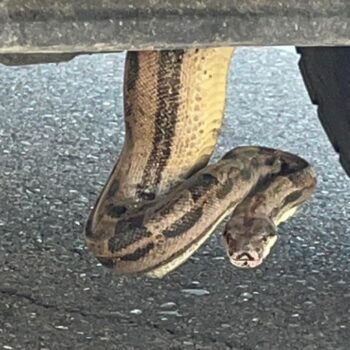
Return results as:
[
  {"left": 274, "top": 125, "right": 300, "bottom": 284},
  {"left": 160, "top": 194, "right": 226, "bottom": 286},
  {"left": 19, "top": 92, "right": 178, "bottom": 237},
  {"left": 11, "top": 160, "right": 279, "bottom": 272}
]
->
[{"left": 0, "top": 47, "right": 350, "bottom": 350}]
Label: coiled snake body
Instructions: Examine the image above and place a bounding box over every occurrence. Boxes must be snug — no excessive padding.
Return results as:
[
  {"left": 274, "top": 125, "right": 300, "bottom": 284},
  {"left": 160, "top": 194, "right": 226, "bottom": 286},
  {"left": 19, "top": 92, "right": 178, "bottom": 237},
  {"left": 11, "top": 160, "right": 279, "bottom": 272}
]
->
[{"left": 85, "top": 48, "right": 316, "bottom": 278}]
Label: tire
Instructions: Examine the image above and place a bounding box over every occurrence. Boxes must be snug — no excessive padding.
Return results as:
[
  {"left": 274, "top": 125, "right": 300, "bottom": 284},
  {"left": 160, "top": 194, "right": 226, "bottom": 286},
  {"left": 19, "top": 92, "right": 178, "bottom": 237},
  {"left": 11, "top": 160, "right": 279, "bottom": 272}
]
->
[{"left": 296, "top": 47, "right": 350, "bottom": 177}]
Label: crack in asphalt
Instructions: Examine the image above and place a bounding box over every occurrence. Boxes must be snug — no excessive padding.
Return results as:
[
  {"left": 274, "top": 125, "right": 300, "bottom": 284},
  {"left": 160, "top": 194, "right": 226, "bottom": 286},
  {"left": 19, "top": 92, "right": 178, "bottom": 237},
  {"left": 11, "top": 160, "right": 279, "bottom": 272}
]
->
[
  {"left": 0, "top": 287, "right": 239, "bottom": 349},
  {"left": 0, "top": 287, "right": 179, "bottom": 340},
  {"left": 0, "top": 287, "right": 125, "bottom": 320}
]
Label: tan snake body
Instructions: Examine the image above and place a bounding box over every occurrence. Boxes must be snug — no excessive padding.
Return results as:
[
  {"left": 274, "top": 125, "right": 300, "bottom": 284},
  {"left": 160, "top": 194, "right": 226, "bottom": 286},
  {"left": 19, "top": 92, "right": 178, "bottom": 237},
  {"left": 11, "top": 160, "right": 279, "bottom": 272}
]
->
[{"left": 85, "top": 48, "right": 316, "bottom": 277}]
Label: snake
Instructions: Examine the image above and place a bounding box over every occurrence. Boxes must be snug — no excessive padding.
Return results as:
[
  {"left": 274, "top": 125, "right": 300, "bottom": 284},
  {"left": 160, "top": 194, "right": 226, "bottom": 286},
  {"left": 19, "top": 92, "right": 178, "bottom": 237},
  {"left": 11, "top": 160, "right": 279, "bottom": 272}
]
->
[{"left": 84, "top": 47, "right": 316, "bottom": 278}]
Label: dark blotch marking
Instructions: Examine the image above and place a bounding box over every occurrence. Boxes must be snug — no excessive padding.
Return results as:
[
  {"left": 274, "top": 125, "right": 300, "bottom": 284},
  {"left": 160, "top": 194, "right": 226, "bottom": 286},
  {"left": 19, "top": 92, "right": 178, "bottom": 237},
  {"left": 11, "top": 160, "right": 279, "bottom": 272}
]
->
[
  {"left": 201, "top": 173, "right": 218, "bottom": 185},
  {"left": 240, "top": 168, "right": 251, "bottom": 181},
  {"left": 283, "top": 190, "right": 303, "bottom": 207},
  {"left": 279, "top": 157, "right": 308, "bottom": 176},
  {"left": 120, "top": 242, "right": 155, "bottom": 261},
  {"left": 279, "top": 161, "right": 292, "bottom": 176},
  {"left": 189, "top": 187, "right": 203, "bottom": 202},
  {"left": 253, "top": 173, "right": 277, "bottom": 194},
  {"left": 243, "top": 216, "right": 255, "bottom": 228},
  {"left": 148, "top": 219, "right": 222, "bottom": 274},
  {"left": 137, "top": 50, "right": 185, "bottom": 196},
  {"left": 189, "top": 173, "right": 219, "bottom": 202},
  {"left": 129, "top": 214, "right": 145, "bottom": 228},
  {"left": 136, "top": 189, "right": 156, "bottom": 201},
  {"left": 114, "top": 214, "right": 145, "bottom": 232},
  {"left": 251, "top": 158, "right": 259, "bottom": 169},
  {"left": 264, "top": 156, "right": 276, "bottom": 167},
  {"left": 216, "top": 177, "right": 235, "bottom": 200},
  {"left": 250, "top": 193, "right": 267, "bottom": 214},
  {"left": 97, "top": 257, "right": 115, "bottom": 269},
  {"left": 105, "top": 203, "right": 127, "bottom": 217},
  {"left": 108, "top": 215, "right": 152, "bottom": 252},
  {"left": 163, "top": 207, "right": 203, "bottom": 238}
]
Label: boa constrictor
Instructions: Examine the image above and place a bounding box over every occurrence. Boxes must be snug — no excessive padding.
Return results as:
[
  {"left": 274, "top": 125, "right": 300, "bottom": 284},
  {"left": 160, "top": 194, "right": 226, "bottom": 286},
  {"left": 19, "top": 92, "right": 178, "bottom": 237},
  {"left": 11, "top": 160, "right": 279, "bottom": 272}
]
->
[{"left": 84, "top": 48, "right": 316, "bottom": 278}]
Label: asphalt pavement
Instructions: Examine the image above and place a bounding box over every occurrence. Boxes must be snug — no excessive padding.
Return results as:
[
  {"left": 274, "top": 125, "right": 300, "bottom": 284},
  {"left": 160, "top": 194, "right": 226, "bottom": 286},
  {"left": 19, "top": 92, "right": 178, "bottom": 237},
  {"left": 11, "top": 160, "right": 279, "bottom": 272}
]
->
[{"left": 0, "top": 47, "right": 350, "bottom": 350}]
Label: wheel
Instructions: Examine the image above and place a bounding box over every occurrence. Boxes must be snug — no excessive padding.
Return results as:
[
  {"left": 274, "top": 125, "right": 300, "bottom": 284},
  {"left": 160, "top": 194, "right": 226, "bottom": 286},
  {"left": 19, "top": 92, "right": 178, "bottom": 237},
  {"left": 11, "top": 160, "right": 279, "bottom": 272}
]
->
[{"left": 296, "top": 47, "right": 350, "bottom": 177}]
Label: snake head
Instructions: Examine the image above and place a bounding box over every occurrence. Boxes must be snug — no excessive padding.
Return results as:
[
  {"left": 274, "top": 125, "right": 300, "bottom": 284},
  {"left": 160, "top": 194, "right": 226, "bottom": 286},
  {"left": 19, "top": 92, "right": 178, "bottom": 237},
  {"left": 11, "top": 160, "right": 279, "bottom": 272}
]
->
[{"left": 223, "top": 216, "right": 277, "bottom": 268}]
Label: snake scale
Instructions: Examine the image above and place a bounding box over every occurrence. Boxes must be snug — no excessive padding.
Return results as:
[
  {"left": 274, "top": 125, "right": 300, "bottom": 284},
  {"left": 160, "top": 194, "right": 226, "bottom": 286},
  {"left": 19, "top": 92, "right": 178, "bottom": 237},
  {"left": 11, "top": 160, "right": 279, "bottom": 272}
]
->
[{"left": 85, "top": 47, "right": 316, "bottom": 278}]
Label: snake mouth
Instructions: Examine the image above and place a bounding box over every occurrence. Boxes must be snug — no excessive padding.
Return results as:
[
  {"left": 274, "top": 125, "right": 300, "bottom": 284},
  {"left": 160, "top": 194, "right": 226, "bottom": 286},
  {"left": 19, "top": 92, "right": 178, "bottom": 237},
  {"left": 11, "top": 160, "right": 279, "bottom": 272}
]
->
[{"left": 230, "top": 252, "right": 263, "bottom": 268}]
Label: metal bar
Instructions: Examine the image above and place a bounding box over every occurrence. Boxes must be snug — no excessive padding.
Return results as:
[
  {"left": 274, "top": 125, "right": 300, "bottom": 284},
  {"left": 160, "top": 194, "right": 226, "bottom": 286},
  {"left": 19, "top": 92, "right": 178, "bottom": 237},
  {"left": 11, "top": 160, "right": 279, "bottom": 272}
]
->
[{"left": 1, "top": 0, "right": 350, "bottom": 54}]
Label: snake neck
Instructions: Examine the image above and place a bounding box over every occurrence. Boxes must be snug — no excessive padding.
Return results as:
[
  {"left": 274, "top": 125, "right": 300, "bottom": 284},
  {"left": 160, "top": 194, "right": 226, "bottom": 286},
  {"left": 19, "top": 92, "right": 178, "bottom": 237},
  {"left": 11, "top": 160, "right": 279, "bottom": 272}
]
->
[{"left": 114, "top": 48, "right": 234, "bottom": 201}]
